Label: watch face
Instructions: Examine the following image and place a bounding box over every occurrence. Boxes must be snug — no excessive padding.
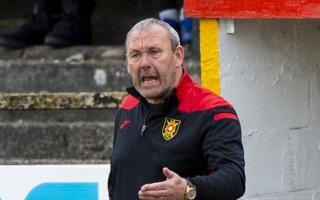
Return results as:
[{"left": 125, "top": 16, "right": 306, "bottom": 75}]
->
[{"left": 187, "top": 187, "right": 196, "bottom": 199}]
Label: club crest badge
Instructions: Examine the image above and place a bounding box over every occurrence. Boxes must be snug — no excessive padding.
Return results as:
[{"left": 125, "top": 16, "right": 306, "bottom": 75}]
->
[{"left": 162, "top": 117, "right": 181, "bottom": 141}]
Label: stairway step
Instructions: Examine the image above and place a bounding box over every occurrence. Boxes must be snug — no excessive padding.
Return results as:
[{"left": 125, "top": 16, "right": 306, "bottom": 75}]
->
[
  {"left": 0, "top": 121, "right": 114, "bottom": 163},
  {"left": 0, "top": 45, "right": 125, "bottom": 61},
  {"left": 0, "top": 92, "right": 126, "bottom": 110},
  {"left": 0, "top": 46, "right": 200, "bottom": 93},
  {"left": 0, "top": 60, "right": 130, "bottom": 93},
  {"left": 0, "top": 108, "right": 117, "bottom": 165},
  {"left": 0, "top": 109, "right": 117, "bottom": 123}
]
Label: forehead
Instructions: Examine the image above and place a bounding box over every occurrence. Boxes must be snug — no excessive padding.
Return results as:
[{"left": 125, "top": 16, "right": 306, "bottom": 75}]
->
[{"left": 127, "top": 25, "right": 171, "bottom": 50}]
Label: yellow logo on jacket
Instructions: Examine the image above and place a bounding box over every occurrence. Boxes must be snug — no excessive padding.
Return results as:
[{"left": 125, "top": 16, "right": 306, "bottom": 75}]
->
[{"left": 162, "top": 117, "right": 181, "bottom": 141}]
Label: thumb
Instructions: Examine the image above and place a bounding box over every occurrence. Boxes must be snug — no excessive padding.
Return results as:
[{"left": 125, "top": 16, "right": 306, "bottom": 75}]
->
[{"left": 163, "top": 167, "right": 176, "bottom": 179}]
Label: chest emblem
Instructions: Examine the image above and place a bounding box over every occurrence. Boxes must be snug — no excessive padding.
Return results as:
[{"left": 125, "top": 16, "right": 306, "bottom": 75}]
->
[{"left": 162, "top": 117, "right": 181, "bottom": 141}]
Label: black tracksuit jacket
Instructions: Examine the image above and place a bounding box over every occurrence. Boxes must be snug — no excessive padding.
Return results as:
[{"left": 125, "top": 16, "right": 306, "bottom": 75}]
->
[{"left": 108, "top": 70, "right": 245, "bottom": 200}]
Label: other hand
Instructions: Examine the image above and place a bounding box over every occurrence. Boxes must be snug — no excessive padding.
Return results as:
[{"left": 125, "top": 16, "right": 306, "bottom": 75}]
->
[{"left": 138, "top": 167, "right": 187, "bottom": 200}]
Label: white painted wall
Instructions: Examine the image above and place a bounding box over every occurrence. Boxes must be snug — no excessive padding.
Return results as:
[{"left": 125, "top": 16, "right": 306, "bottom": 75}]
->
[
  {"left": 219, "top": 19, "right": 320, "bottom": 199},
  {"left": 0, "top": 165, "right": 110, "bottom": 200}
]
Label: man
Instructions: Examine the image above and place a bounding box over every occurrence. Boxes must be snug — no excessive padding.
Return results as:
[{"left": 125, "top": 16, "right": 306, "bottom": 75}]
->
[{"left": 108, "top": 18, "right": 245, "bottom": 200}]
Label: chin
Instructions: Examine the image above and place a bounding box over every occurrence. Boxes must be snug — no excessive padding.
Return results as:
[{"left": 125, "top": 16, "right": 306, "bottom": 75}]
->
[
  {"left": 140, "top": 90, "right": 160, "bottom": 98},
  {"left": 137, "top": 86, "right": 166, "bottom": 99},
  {"left": 142, "top": 93, "right": 159, "bottom": 99}
]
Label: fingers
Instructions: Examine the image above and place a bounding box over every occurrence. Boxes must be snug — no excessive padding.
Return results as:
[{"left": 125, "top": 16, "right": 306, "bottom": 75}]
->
[
  {"left": 138, "top": 196, "right": 159, "bottom": 200},
  {"left": 138, "top": 188, "right": 167, "bottom": 199},
  {"left": 139, "top": 176, "right": 168, "bottom": 199},
  {"left": 141, "top": 181, "right": 167, "bottom": 191},
  {"left": 139, "top": 196, "right": 168, "bottom": 200},
  {"left": 162, "top": 167, "right": 177, "bottom": 179},
  {"left": 139, "top": 168, "right": 185, "bottom": 200}
]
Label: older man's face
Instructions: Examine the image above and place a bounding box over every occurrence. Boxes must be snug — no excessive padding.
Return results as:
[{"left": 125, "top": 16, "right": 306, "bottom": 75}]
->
[{"left": 126, "top": 25, "right": 184, "bottom": 104}]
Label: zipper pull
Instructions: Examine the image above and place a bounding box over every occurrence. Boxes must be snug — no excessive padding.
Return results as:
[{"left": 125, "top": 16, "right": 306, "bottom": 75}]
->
[
  {"left": 141, "top": 108, "right": 149, "bottom": 136},
  {"left": 141, "top": 125, "right": 146, "bottom": 136}
]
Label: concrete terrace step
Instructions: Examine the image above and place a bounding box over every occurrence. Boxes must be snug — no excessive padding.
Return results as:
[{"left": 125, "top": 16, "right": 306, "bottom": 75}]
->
[
  {"left": 0, "top": 119, "right": 115, "bottom": 164},
  {"left": 0, "top": 46, "right": 129, "bottom": 93},
  {"left": 0, "top": 106, "right": 118, "bottom": 165},
  {"left": 0, "top": 92, "right": 126, "bottom": 110},
  {"left": 0, "top": 92, "right": 119, "bottom": 164},
  {"left": 0, "top": 60, "right": 129, "bottom": 93},
  {"left": 0, "top": 45, "right": 126, "bottom": 61},
  {"left": 0, "top": 46, "right": 200, "bottom": 93}
]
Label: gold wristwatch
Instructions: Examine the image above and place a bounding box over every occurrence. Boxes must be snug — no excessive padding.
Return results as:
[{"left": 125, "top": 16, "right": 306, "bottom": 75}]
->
[{"left": 184, "top": 179, "right": 196, "bottom": 200}]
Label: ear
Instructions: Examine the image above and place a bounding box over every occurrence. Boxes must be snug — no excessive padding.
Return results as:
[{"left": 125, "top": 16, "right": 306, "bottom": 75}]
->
[
  {"left": 174, "top": 45, "right": 184, "bottom": 67},
  {"left": 126, "top": 56, "right": 131, "bottom": 74}
]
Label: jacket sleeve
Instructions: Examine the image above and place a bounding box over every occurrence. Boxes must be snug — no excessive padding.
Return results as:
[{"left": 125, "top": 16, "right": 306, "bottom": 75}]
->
[
  {"left": 108, "top": 110, "right": 121, "bottom": 200},
  {"left": 188, "top": 109, "right": 246, "bottom": 200}
]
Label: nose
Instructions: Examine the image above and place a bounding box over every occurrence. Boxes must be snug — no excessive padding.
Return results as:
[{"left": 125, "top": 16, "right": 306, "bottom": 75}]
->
[{"left": 139, "top": 53, "right": 151, "bottom": 69}]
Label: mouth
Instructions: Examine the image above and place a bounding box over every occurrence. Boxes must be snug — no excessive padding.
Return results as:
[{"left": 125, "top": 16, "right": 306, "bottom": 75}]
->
[{"left": 141, "top": 76, "right": 159, "bottom": 86}]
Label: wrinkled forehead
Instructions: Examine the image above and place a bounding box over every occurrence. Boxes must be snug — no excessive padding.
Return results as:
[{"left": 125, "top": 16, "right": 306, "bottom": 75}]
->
[{"left": 126, "top": 25, "right": 171, "bottom": 50}]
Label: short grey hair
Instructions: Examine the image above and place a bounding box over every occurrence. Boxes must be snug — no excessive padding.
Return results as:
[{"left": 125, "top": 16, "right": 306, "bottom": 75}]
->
[{"left": 125, "top": 18, "right": 180, "bottom": 51}]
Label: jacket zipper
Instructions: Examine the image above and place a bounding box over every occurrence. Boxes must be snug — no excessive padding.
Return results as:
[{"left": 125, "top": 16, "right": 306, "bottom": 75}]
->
[{"left": 141, "top": 110, "right": 149, "bottom": 136}]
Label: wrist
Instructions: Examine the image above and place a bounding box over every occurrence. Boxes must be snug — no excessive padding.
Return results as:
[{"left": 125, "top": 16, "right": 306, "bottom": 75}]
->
[{"left": 184, "top": 179, "right": 197, "bottom": 200}]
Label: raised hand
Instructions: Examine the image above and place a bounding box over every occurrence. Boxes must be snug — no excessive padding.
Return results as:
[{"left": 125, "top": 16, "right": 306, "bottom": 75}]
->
[{"left": 138, "top": 167, "right": 187, "bottom": 200}]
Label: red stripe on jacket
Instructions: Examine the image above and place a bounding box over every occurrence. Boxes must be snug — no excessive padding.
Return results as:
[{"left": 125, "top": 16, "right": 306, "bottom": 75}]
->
[
  {"left": 120, "top": 95, "right": 140, "bottom": 110},
  {"left": 176, "top": 70, "right": 233, "bottom": 112},
  {"left": 214, "top": 113, "right": 238, "bottom": 121}
]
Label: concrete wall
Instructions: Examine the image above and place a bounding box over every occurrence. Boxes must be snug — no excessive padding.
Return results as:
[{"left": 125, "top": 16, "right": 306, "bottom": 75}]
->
[{"left": 218, "top": 19, "right": 320, "bottom": 199}]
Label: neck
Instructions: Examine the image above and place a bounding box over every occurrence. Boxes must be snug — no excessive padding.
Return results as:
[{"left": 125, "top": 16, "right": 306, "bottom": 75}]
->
[{"left": 175, "top": 66, "right": 183, "bottom": 86}]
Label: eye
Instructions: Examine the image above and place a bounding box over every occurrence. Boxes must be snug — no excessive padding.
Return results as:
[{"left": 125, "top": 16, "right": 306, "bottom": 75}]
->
[
  {"left": 130, "top": 53, "right": 138, "bottom": 58},
  {"left": 128, "top": 52, "right": 141, "bottom": 61},
  {"left": 150, "top": 49, "right": 160, "bottom": 56}
]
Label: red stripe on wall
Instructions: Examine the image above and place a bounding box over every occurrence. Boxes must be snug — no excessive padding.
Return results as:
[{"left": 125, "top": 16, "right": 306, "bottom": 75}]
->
[{"left": 184, "top": 0, "right": 320, "bottom": 18}]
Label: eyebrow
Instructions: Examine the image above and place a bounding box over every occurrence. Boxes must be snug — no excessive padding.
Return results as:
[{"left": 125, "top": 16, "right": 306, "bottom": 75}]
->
[{"left": 128, "top": 46, "right": 162, "bottom": 52}]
